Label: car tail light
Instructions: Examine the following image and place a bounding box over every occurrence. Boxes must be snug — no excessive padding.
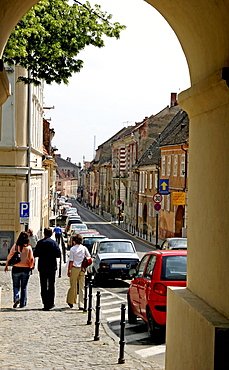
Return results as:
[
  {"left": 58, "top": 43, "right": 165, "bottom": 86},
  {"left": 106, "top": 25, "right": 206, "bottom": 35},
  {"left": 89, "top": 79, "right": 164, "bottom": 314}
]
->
[
  {"left": 153, "top": 283, "right": 167, "bottom": 296},
  {"left": 100, "top": 263, "right": 110, "bottom": 269}
]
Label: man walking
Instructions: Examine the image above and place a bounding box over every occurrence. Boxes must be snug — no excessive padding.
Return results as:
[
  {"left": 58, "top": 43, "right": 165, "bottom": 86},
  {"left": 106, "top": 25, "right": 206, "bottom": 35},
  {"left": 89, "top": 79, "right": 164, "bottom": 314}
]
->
[
  {"left": 34, "top": 228, "right": 61, "bottom": 311},
  {"left": 53, "top": 224, "right": 62, "bottom": 245}
]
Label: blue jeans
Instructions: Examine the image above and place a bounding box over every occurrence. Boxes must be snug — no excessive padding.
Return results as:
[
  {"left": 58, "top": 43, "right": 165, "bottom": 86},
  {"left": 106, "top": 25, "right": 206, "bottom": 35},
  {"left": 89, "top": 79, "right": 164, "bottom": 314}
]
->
[{"left": 12, "top": 270, "right": 31, "bottom": 307}]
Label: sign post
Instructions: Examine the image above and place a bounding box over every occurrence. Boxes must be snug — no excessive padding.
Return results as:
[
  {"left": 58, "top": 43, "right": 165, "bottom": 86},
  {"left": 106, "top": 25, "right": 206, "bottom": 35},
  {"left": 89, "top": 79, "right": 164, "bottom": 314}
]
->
[
  {"left": 20, "top": 202, "right": 30, "bottom": 225},
  {"left": 159, "top": 179, "right": 169, "bottom": 195}
]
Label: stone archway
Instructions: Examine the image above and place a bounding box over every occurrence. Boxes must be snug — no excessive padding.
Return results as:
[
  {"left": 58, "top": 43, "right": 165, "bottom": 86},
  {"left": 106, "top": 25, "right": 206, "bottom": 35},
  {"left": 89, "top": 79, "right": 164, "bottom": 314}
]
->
[
  {"left": 143, "top": 203, "right": 148, "bottom": 234},
  {"left": 145, "top": 1, "right": 229, "bottom": 369},
  {"left": 174, "top": 205, "right": 184, "bottom": 237}
]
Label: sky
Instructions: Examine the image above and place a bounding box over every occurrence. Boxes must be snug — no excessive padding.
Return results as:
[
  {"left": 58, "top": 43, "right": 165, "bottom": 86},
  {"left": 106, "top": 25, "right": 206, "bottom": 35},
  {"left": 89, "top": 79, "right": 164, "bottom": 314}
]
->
[{"left": 43, "top": 0, "right": 191, "bottom": 165}]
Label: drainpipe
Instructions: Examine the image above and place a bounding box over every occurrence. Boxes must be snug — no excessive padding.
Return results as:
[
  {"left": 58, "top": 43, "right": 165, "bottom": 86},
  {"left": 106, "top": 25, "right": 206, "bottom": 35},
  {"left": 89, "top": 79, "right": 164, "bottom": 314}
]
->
[{"left": 26, "top": 71, "right": 32, "bottom": 232}]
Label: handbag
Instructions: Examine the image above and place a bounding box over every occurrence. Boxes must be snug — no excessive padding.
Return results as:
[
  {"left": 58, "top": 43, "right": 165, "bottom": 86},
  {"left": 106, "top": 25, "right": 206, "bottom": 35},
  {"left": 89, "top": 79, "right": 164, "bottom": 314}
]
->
[
  {"left": 81, "top": 256, "right": 92, "bottom": 269},
  {"left": 8, "top": 245, "right": 21, "bottom": 266}
]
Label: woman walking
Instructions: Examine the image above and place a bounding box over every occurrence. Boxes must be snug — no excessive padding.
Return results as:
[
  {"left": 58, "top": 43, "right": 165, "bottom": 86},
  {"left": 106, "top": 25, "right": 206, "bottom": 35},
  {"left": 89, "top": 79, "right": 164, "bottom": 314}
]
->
[
  {"left": 66, "top": 234, "right": 91, "bottom": 310},
  {"left": 5, "top": 231, "right": 34, "bottom": 308}
]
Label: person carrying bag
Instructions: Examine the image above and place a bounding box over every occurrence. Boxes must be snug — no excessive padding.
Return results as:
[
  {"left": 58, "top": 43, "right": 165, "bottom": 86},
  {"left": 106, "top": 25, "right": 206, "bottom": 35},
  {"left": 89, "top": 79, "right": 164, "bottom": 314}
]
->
[
  {"left": 5, "top": 231, "right": 34, "bottom": 308},
  {"left": 66, "top": 234, "right": 91, "bottom": 310}
]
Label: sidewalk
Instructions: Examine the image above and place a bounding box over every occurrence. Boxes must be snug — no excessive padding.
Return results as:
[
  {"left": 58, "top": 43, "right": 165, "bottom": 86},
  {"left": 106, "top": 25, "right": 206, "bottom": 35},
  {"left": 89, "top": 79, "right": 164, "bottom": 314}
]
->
[{"left": 0, "top": 264, "right": 161, "bottom": 370}]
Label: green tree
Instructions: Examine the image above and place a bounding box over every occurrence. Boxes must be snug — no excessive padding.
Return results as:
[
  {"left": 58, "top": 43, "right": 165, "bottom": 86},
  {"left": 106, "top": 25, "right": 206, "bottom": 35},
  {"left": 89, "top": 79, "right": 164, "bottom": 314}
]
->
[{"left": 3, "top": 0, "right": 126, "bottom": 85}]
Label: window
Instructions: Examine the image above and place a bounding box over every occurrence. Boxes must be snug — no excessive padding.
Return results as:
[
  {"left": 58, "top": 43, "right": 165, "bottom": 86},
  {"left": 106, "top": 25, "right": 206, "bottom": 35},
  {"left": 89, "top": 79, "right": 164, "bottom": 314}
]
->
[
  {"left": 167, "top": 155, "right": 171, "bottom": 176},
  {"left": 145, "top": 255, "right": 157, "bottom": 279},
  {"left": 180, "top": 154, "right": 185, "bottom": 177},
  {"left": 145, "top": 172, "right": 148, "bottom": 189},
  {"left": 136, "top": 254, "right": 149, "bottom": 278},
  {"left": 161, "top": 195, "right": 164, "bottom": 210},
  {"left": 138, "top": 203, "right": 142, "bottom": 217},
  {"left": 166, "top": 194, "right": 170, "bottom": 212},
  {"left": 149, "top": 173, "right": 153, "bottom": 189},
  {"left": 149, "top": 202, "right": 153, "bottom": 217},
  {"left": 162, "top": 156, "right": 166, "bottom": 176},
  {"left": 173, "top": 155, "right": 178, "bottom": 176},
  {"left": 154, "top": 172, "right": 158, "bottom": 189}
]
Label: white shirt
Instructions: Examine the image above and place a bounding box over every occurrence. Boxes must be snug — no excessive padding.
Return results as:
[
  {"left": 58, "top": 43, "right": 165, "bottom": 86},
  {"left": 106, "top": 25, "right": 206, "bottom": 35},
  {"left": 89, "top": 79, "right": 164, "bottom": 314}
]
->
[{"left": 69, "top": 244, "right": 90, "bottom": 268}]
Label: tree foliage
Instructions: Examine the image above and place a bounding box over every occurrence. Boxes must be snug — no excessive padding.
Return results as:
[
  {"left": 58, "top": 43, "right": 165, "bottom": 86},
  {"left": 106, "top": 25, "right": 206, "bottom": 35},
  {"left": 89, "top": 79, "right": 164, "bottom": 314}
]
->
[{"left": 3, "top": 0, "right": 126, "bottom": 85}]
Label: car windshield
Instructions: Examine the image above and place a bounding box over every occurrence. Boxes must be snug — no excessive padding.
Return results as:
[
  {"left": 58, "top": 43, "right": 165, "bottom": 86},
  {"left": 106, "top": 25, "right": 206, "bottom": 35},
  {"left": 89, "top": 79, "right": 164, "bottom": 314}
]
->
[
  {"left": 170, "top": 239, "right": 187, "bottom": 248},
  {"left": 161, "top": 255, "right": 187, "bottom": 281},
  {"left": 72, "top": 224, "right": 87, "bottom": 230},
  {"left": 83, "top": 237, "right": 105, "bottom": 247},
  {"left": 98, "top": 241, "right": 134, "bottom": 253}
]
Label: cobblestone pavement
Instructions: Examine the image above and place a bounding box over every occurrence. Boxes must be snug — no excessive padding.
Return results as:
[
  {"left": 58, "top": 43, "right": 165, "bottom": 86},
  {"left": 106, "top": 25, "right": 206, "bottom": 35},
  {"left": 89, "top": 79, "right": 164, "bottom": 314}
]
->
[{"left": 0, "top": 265, "right": 161, "bottom": 370}]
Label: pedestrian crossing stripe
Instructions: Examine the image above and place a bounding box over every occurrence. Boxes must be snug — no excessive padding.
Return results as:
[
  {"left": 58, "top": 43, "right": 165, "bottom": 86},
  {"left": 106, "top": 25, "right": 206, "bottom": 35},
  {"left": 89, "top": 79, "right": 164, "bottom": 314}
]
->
[{"left": 135, "top": 345, "right": 166, "bottom": 358}]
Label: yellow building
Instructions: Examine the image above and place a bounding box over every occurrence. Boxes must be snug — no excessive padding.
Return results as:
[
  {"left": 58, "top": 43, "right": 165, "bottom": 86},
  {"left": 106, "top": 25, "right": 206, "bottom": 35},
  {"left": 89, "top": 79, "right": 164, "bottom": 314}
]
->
[{"left": 0, "top": 65, "right": 45, "bottom": 258}]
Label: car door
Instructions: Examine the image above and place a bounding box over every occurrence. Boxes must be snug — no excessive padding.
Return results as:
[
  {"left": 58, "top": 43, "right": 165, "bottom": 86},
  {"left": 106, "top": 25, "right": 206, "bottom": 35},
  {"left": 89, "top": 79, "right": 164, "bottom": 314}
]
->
[
  {"left": 138, "top": 254, "right": 157, "bottom": 321},
  {"left": 130, "top": 254, "right": 149, "bottom": 318}
]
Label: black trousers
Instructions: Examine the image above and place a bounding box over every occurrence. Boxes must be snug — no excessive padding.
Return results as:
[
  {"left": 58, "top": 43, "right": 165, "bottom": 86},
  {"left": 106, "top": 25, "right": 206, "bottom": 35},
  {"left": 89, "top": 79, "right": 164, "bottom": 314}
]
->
[
  {"left": 55, "top": 233, "right": 61, "bottom": 244},
  {"left": 39, "top": 270, "right": 56, "bottom": 309}
]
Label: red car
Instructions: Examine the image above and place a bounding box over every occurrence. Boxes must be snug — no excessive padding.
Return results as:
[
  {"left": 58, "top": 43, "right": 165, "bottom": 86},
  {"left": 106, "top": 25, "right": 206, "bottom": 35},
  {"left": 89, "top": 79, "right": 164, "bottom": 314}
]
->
[{"left": 127, "top": 250, "right": 187, "bottom": 341}]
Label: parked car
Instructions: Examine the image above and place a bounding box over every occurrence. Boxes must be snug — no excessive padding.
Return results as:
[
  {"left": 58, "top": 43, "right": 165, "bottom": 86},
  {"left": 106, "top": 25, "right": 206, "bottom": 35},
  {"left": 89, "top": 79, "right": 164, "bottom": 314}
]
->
[
  {"left": 127, "top": 250, "right": 187, "bottom": 342},
  {"left": 78, "top": 229, "right": 100, "bottom": 237},
  {"left": 65, "top": 217, "right": 83, "bottom": 236},
  {"left": 160, "top": 237, "right": 187, "bottom": 250},
  {"left": 66, "top": 207, "right": 78, "bottom": 214},
  {"left": 81, "top": 235, "right": 107, "bottom": 254},
  {"left": 67, "top": 223, "right": 88, "bottom": 247},
  {"left": 49, "top": 214, "right": 67, "bottom": 227},
  {"left": 87, "top": 239, "right": 140, "bottom": 284}
]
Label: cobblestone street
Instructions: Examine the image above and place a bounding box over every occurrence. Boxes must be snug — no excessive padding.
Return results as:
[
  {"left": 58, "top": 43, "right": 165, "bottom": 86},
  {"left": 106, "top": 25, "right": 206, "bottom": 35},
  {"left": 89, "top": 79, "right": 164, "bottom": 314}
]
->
[{"left": 0, "top": 265, "right": 160, "bottom": 370}]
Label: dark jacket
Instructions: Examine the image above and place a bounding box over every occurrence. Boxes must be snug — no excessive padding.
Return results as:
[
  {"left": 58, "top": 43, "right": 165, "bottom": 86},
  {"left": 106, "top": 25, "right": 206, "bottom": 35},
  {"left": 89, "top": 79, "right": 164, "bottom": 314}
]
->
[{"left": 34, "top": 237, "right": 61, "bottom": 271}]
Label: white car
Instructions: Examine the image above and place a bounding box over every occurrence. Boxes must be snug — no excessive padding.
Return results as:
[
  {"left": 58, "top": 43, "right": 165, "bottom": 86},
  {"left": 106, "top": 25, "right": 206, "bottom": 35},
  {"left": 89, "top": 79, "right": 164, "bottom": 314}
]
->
[
  {"left": 160, "top": 237, "right": 187, "bottom": 250},
  {"left": 67, "top": 223, "right": 88, "bottom": 247},
  {"left": 88, "top": 239, "right": 140, "bottom": 285}
]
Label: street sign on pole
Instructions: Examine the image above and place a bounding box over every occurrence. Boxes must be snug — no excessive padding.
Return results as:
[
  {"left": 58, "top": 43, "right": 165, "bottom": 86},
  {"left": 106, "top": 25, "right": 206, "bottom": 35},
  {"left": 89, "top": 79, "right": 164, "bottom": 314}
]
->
[
  {"left": 159, "top": 179, "right": 169, "bottom": 195},
  {"left": 20, "top": 202, "right": 29, "bottom": 225},
  {"left": 117, "top": 200, "right": 122, "bottom": 205},
  {"left": 154, "top": 203, "right": 161, "bottom": 211},
  {"left": 153, "top": 193, "right": 162, "bottom": 203}
]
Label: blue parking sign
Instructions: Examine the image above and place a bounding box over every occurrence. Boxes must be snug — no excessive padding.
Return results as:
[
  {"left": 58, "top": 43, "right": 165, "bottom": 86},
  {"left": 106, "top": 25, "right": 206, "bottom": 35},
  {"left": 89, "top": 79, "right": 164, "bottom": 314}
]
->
[
  {"left": 20, "top": 202, "right": 30, "bottom": 217},
  {"left": 159, "top": 179, "right": 169, "bottom": 195}
]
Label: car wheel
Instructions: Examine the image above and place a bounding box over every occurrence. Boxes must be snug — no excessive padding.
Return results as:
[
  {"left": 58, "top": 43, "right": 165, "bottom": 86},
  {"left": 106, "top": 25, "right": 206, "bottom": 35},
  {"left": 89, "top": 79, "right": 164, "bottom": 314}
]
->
[
  {"left": 146, "top": 309, "right": 165, "bottom": 344},
  {"left": 127, "top": 294, "right": 137, "bottom": 324}
]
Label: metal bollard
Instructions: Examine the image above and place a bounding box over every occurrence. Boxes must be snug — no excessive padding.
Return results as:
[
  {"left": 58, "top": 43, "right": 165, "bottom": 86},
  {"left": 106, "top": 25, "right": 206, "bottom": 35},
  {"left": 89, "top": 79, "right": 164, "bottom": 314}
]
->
[
  {"left": 58, "top": 253, "right": 61, "bottom": 278},
  {"left": 118, "top": 303, "right": 126, "bottom": 364},
  {"left": 94, "top": 291, "right": 101, "bottom": 341},
  {"left": 87, "top": 280, "right": 93, "bottom": 325},
  {"left": 83, "top": 276, "right": 89, "bottom": 312}
]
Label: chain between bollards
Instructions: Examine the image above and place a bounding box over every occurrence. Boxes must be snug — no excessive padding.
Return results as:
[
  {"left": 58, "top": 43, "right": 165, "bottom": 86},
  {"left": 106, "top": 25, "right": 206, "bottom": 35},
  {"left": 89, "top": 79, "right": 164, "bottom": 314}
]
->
[
  {"left": 94, "top": 291, "right": 101, "bottom": 341},
  {"left": 118, "top": 303, "right": 126, "bottom": 364},
  {"left": 87, "top": 280, "right": 93, "bottom": 325}
]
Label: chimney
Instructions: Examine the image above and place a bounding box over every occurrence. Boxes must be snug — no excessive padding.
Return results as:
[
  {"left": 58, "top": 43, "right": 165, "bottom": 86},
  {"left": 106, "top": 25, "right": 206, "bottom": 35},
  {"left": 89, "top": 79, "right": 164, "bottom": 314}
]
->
[{"left": 170, "top": 92, "right": 178, "bottom": 107}]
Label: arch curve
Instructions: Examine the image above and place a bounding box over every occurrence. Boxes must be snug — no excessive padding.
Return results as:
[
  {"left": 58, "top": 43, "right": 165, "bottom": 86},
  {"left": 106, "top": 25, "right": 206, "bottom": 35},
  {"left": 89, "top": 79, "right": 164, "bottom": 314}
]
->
[{"left": 146, "top": 0, "right": 229, "bottom": 85}]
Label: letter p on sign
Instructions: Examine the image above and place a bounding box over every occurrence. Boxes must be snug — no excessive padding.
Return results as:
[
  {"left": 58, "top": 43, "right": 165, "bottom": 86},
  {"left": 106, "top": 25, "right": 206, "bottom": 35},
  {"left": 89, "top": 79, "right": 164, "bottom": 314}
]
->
[{"left": 20, "top": 202, "right": 30, "bottom": 217}]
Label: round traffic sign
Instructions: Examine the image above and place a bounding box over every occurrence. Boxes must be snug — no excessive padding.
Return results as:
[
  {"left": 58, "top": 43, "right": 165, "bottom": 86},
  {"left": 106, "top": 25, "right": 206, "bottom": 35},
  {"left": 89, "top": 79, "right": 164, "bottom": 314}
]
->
[
  {"left": 153, "top": 193, "right": 162, "bottom": 203},
  {"left": 154, "top": 203, "right": 161, "bottom": 211},
  {"left": 117, "top": 200, "right": 122, "bottom": 205}
]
